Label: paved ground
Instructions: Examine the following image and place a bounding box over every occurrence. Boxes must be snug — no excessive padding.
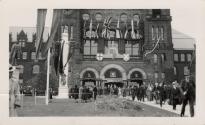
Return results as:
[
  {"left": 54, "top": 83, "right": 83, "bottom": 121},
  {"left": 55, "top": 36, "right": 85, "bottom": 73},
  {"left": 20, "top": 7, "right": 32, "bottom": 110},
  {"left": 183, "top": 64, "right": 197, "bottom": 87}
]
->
[{"left": 16, "top": 96, "right": 180, "bottom": 117}]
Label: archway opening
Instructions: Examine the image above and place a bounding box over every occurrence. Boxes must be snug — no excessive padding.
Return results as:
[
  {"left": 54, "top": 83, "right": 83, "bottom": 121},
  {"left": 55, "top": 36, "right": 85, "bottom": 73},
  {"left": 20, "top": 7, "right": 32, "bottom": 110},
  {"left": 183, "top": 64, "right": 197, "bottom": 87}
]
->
[
  {"left": 82, "top": 71, "right": 96, "bottom": 87},
  {"left": 130, "top": 71, "right": 143, "bottom": 86}
]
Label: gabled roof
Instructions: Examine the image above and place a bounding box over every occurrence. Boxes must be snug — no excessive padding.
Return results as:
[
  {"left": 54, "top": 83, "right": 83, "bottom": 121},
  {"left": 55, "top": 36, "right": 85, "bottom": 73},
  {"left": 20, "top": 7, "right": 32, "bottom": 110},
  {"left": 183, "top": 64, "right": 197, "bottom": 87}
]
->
[
  {"left": 9, "top": 27, "right": 49, "bottom": 42},
  {"left": 172, "top": 29, "right": 195, "bottom": 50}
]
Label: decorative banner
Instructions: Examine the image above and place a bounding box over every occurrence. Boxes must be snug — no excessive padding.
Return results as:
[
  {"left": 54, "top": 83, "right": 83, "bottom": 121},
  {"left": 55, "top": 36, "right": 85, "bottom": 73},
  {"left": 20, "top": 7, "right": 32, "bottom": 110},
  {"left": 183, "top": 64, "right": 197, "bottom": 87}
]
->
[
  {"left": 96, "top": 53, "right": 104, "bottom": 61},
  {"left": 123, "top": 54, "right": 130, "bottom": 61}
]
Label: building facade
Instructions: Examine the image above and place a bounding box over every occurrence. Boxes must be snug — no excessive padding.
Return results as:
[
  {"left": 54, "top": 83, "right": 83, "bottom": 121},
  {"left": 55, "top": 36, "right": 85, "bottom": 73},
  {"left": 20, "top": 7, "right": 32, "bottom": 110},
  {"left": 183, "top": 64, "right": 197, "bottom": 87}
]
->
[
  {"left": 59, "top": 9, "right": 174, "bottom": 87},
  {"left": 9, "top": 27, "right": 49, "bottom": 86},
  {"left": 9, "top": 9, "right": 196, "bottom": 90}
]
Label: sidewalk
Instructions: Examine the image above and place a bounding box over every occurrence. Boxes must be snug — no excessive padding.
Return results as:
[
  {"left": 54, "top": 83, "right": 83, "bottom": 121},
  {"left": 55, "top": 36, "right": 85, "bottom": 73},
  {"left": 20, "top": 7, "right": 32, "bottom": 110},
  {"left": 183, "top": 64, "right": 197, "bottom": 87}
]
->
[{"left": 125, "top": 96, "right": 192, "bottom": 117}]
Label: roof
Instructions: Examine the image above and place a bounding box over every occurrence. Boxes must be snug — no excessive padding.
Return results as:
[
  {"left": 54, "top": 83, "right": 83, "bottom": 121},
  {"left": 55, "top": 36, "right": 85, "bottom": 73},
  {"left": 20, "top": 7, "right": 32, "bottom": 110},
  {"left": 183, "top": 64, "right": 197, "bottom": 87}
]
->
[
  {"left": 9, "top": 27, "right": 49, "bottom": 42},
  {"left": 172, "top": 29, "right": 195, "bottom": 50}
]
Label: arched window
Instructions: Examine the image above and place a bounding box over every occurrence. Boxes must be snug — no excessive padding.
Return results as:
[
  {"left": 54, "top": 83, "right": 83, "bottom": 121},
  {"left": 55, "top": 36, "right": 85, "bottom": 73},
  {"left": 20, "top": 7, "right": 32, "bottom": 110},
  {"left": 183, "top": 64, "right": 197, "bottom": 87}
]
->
[
  {"left": 152, "top": 26, "right": 155, "bottom": 40},
  {"left": 31, "top": 52, "right": 36, "bottom": 60},
  {"left": 181, "top": 54, "right": 185, "bottom": 62},
  {"left": 160, "top": 26, "right": 164, "bottom": 40},
  {"left": 33, "top": 65, "right": 40, "bottom": 74},
  {"left": 154, "top": 54, "right": 158, "bottom": 63}
]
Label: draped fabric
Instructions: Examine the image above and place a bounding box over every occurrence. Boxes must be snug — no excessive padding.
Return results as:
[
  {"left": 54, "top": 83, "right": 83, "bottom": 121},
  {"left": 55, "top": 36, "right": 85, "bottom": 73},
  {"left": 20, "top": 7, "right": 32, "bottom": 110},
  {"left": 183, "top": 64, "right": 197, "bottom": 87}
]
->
[
  {"left": 42, "top": 9, "right": 63, "bottom": 57},
  {"left": 118, "top": 39, "right": 125, "bottom": 54},
  {"left": 97, "top": 38, "right": 105, "bottom": 53},
  {"left": 53, "top": 41, "right": 65, "bottom": 75},
  {"left": 35, "top": 9, "right": 47, "bottom": 57}
]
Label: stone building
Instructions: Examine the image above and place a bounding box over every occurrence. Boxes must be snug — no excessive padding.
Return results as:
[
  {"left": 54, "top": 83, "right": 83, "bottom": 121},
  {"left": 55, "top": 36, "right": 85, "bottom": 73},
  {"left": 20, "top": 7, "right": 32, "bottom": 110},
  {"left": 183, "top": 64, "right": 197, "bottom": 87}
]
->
[{"left": 59, "top": 9, "right": 175, "bottom": 87}]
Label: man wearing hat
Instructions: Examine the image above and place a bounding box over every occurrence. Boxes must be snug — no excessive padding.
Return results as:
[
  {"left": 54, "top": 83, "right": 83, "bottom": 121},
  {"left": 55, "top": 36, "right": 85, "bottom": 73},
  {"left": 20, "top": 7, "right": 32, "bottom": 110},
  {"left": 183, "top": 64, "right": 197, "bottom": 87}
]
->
[{"left": 9, "top": 64, "right": 20, "bottom": 117}]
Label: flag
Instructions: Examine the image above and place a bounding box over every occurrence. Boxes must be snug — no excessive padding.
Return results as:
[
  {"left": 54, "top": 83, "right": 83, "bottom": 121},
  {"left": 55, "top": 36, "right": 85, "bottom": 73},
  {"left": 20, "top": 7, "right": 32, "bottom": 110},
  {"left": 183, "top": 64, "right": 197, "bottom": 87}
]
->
[
  {"left": 116, "top": 18, "right": 122, "bottom": 38},
  {"left": 35, "top": 9, "right": 47, "bottom": 58},
  {"left": 124, "top": 22, "right": 128, "bottom": 39},
  {"left": 89, "top": 19, "right": 93, "bottom": 38},
  {"left": 42, "top": 9, "right": 64, "bottom": 57},
  {"left": 131, "top": 19, "right": 136, "bottom": 39},
  {"left": 102, "top": 17, "right": 112, "bottom": 38},
  {"left": 144, "top": 37, "right": 160, "bottom": 57}
]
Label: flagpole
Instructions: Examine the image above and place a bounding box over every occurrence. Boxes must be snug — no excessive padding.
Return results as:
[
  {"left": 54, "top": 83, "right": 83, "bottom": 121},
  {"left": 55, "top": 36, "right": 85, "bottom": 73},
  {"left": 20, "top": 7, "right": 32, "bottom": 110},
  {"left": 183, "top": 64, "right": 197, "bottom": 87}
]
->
[{"left": 46, "top": 47, "right": 51, "bottom": 105}]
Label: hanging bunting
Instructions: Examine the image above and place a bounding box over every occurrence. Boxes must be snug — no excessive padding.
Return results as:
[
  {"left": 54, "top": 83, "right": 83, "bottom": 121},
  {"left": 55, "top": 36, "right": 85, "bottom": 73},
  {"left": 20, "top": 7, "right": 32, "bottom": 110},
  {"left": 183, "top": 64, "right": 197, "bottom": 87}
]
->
[{"left": 116, "top": 18, "right": 122, "bottom": 39}]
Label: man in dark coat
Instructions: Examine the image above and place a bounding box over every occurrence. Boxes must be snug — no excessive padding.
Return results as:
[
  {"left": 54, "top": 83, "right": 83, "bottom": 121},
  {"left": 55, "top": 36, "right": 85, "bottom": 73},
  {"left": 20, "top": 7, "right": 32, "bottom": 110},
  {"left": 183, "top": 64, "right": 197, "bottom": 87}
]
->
[
  {"left": 180, "top": 79, "right": 195, "bottom": 117},
  {"left": 93, "top": 85, "right": 98, "bottom": 101},
  {"left": 73, "top": 85, "right": 79, "bottom": 102},
  {"left": 157, "top": 83, "right": 165, "bottom": 107},
  {"left": 171, "top": 82, "right": 181, "bottom": 110}
]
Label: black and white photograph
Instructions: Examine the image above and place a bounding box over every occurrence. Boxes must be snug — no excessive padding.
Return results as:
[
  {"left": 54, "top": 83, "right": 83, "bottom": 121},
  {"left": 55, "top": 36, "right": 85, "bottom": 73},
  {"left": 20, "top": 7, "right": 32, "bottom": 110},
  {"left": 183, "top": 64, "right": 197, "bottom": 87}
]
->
[{"left": 1, "top": 0, "right": 205, "bottom": 125}]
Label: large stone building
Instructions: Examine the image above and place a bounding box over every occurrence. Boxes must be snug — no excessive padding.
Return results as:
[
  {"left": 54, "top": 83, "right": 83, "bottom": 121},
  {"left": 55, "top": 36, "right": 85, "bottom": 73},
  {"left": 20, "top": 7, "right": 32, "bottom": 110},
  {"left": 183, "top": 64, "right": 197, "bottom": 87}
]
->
[
  {"left": 9, "top": 9, "right": 196, "bottom": 90},
  {"left": 60, "top": 9, "right": 174, "bottom": 87}
]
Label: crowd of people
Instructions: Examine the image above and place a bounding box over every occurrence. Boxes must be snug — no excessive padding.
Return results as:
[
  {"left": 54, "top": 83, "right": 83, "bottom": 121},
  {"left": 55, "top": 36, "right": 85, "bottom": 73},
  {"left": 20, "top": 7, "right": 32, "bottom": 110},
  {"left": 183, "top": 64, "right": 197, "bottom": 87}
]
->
[
  {"left": 68, "top": 79, "right": 195, "bottom": 117},
  {"left": 9, "top": 64, "right": 195, "bottom": 117}
]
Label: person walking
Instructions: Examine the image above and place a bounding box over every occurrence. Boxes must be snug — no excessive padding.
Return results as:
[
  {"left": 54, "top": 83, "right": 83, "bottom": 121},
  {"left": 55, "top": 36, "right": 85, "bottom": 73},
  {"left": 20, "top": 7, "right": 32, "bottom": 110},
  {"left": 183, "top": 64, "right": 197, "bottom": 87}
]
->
[
  {"left": 79, "top": 85, "right": 83, "bottom": 102},
  {"left": 171, "top": 82, "right": 181, "bottom": 110},
  {"left": 157, "top": 83, "right": 165, "bottom": 108},
  {"left": 180, "top": 79, "right": 195, "bottom": 117},
  {"left": 93, "top": 85, "right": 97, "bottom": 101},
  {"left": 9, "top": 64, "right": 21, "bottom": 117},
  {"left": 131, "top": 85, "right": 136, "bottom": 101}
]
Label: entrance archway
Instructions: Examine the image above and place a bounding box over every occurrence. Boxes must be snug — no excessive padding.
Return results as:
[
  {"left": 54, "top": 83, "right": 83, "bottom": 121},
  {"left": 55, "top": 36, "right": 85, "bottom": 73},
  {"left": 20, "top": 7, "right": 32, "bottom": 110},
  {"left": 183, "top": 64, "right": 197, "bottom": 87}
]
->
[
  {"left": 100, "top": 64, "right": 126, "bottom": 88},
  {"left": 127, "top": 68, "right": 147, "bottom": 86},
  {"left": 100, "top": 64, "right": 127, "bottom": 80},
  {"left": 80, "top": 68, "right": 99, "bottom": 87}
]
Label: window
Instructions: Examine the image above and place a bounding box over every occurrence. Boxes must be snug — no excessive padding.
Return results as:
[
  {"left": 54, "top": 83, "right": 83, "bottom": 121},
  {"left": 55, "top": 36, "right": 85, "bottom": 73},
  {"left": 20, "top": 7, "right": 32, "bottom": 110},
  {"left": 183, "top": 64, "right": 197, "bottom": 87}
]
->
[
  {"left": 154, "top": 72, "right": 158, "bottom": 79},
  {"left": 174, "top": 66, "right": 177, "bottom": 75},
  {"left": 31, "top": 52, "right": 36, "bottom": 60},
  {"left": 156, "top": 27, "right": 159, "bottom": 40},
  {"left": 120, "top": 13, "right": 128, "bottom": 22},
  {"left": 33, "top": 65, "right": 40, "bottom": 74},
  {"left": 152, "top": 26, "right": 155, "bottom": 40},
  {"left": 161, "top": 72, "right": 165, "bottom": 79},
  {"left": 125, "top": 41, "right": 139, "bottom": 56},
  {"left": 95, "top": 13, "right": 102, "bottom": 21},
  {"left": 181, "top": 54, "right": 185, "bottom": 62},
  {"left": 133, "top": 43, "right": 139, "bottom": 55},
  {"left": 174, "top": 54, "right": 178, "bottom": 62},
  {"left": 19, "top": 65, "right": 24, "bottom": 73},
  {"left": 83, "top": 40, "right": 97, "bottom": 55},
  {"left": 154, "top": 54, "right": 158, "bottom": 63},
  {"left": 38, "top": 52, "right": 43, "bottom": 60},
  {"left": 125, "top": 41, "right": 132, "bottom": 55},
  {"left": 187, "top": 54, "right": 192, "bottom": 62},
  {"left": 160, "top": 27, "right": 164, "bottom": 40},
  {"left": 82, "top": 14, "right": 90, "bottom": 21},
  {"left": 22, "top": 52, "right": 27, "bottom": 59},
  {"left": 161, "top": 53, "right": 166, "bottom": 63},
  {"left": 184, "top": 66, "right": 190, "bottom": 76}
]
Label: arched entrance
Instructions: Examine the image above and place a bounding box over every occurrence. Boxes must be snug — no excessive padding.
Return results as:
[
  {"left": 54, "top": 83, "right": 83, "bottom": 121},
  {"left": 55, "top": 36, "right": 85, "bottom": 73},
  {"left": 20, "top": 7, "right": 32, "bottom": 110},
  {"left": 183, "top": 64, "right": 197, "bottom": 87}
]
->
[
  {"left": 100, "top": 64, "right": 126, "bottom": 87},
  {"left": 104, "top": 68, "right": 124, "bottom": 88},
  {"left": 80, "top": 68, "right": 99, "bottom": 87},
  {"left": 127, "top": 68, "right": 147, "bottom": 86}
]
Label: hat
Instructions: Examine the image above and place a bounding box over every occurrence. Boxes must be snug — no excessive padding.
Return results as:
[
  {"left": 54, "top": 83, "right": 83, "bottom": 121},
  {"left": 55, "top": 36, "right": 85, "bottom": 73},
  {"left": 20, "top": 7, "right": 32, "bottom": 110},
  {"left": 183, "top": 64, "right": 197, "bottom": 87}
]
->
[{"left": 9, "top": 64, "right": 16, "bottom": 72}]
